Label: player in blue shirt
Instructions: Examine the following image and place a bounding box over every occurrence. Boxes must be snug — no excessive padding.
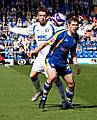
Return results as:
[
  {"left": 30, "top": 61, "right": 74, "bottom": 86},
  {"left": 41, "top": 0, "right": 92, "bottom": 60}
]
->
[{"left": 32, "top": 16, "right": 81, "bottom": 109}]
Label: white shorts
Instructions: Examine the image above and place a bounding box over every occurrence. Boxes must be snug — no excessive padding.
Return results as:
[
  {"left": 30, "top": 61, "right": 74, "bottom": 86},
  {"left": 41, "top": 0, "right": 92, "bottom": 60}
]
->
[{"left": 31, "top": 52, "right": 48, "bottom": 78}]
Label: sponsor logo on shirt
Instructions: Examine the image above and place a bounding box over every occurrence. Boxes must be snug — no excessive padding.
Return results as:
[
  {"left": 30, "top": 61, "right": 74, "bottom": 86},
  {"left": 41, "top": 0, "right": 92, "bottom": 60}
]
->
[{"left": 37, "top": 35, "right": 47, "bottom": 41}]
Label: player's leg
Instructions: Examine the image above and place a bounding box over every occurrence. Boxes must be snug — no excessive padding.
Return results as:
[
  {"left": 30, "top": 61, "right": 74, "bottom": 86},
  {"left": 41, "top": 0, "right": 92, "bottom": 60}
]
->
[
  {"left": 30, "top": 54, "right": 45, "bottom": 102},
  {"left": 63, "top": 73, "right": 75, "bottom": 109},
  {"left": 30, "top": 70, "right": 43, "bottom": 102},
  {"left": 43, "top": 68, "right": 65, "bottom": 104},
  {"left": 54, "top": 78, "right": 65, "bottom": 103},
  {"left": 59, "top": 65, "right": 75, "bottom": 109},
  {"left": 39, "top": 67, "right": 57, "bottom": 109}
]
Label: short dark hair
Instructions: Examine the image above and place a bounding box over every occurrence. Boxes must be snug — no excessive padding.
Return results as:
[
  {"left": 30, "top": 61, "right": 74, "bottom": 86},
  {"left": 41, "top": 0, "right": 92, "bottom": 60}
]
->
[
  {"left": 68, "top": 16, "right": 79, "bottom": 24},
  {"left": 37, "top": 5, "right": 47, "bottom": 15}
]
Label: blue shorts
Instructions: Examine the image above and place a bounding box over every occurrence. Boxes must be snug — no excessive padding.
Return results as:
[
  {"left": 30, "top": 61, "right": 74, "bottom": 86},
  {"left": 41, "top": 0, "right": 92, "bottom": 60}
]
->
[{"left": 46, "top": 58, "right": 72, "bottom": 77}]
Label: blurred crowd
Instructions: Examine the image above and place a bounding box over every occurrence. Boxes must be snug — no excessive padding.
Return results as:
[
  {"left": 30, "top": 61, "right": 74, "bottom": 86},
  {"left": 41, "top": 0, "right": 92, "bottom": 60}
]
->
[{"left": 0, "top": 0, "right": 97, "bottom": 63}]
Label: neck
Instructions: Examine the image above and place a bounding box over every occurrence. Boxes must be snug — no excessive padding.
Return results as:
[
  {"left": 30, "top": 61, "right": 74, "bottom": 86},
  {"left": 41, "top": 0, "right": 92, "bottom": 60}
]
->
[
  {"left": 67, "top": 30, "right": 75, "bottom": 37},
  {"left": 40, "top": 21, "right": 47, "bottom": 26}
]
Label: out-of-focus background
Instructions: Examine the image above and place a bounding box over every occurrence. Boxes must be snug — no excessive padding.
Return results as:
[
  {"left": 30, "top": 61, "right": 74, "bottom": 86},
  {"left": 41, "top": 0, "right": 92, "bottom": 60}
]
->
[
  {"left": 0, "top": 1, "right": 97, "bottom": 120},
  {"left": 0, "top": 0, "right": 97, "bottom": 66}
]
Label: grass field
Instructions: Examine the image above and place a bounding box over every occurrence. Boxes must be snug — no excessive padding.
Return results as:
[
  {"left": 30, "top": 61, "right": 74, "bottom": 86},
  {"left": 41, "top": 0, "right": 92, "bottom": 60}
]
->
[{"left": 0, "top": 64, "right": 97, "bottom": 120}]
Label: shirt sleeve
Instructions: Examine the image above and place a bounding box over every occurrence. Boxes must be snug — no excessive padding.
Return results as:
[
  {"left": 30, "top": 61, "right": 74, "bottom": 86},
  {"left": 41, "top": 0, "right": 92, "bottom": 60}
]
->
[
  {"left": 10, "top": 24, "right": 35, "bottom": 35},
  {"left": 48, "top": 29, "right": 65, "bottom": 45}
]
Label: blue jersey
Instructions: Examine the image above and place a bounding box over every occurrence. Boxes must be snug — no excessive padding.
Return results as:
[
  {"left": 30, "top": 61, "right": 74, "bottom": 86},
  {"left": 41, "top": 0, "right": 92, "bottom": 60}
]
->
[
  {"left": 10, "top": 21, "right": 64, "bottom": 58},
  {"left": 47, "top": 30, "right": 79, "bottom": 67}
]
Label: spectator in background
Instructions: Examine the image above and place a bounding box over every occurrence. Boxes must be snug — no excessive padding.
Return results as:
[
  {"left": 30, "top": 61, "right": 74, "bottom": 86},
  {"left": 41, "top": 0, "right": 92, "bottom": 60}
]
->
[
  {"left": 17, "top": 17, "right": 22, "bottom": 27},
  {"left": 0, "top": 53, "right": 5, "bottom": 65}
]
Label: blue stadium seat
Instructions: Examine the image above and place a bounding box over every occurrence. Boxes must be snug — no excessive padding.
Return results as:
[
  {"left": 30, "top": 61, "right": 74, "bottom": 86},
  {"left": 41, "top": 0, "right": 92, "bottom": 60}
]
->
[
  {"left": 87, "top": 53, "right": 93, "bottom": 58},
  {"left": 82, "top": 53, "right": 88, "bottom": 58},
  {"left": 77, "top": 52, "right": 83, "bottom": 58},
  {"left": 92, "top": 51, "right": 97, "bottom": 58}
]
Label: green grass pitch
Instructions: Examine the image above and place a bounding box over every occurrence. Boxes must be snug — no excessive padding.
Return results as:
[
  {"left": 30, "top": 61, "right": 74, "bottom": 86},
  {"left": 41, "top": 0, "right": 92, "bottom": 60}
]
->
[{"left": 0, "top": 64, "right": 97, "bottom": 120}]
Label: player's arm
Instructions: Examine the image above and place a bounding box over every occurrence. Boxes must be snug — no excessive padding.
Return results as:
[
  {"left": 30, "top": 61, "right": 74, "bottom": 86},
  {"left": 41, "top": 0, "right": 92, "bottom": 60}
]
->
[
  {"left": 28, "top": 29, "right": 65, "bottom": 56},
  {"left": 29, "top": 32, "right": 60, "bottom": 54},
  {"left": 70, "top": 44, "right": 81, "bottom": 75},
  {"left": 28, "top": 41, "right": 49, "bottom": 57},
  {"left": 72, "top": 53, "right": 81, "bottom": 75},
  {"left": 8, "top": 24, "right": 34, "bottom": 35},
  {"left": 27, "top": 36, "right": 56, "bottom": 57}
]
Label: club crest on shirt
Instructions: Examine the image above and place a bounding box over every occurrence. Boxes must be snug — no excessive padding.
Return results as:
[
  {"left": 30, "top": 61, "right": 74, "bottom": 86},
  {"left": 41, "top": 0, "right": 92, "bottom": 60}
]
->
[
  {"left": 73, "top": 39, "right": 76, "bottom": 44},
  {"left": 45, "top": 28, "right": 49, "bottom": 32}
]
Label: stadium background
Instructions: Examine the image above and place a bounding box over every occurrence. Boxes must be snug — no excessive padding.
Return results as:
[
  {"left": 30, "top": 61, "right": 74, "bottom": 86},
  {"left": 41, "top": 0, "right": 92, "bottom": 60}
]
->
[
  {"left": 0, "top": 1, "right": 97, "bottom": 120},
  {"left": 0, "top": 0, "right": 97, "bottom": 66}
]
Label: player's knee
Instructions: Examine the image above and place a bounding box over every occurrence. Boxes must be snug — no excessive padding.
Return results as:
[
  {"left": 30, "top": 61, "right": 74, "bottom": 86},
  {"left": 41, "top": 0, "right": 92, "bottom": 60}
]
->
[
  {"left": 54, "top": 77, "right": 62, "bottom": 85},
  {"left": 30, "top": 76, "right": 38, "bottom": 82},
  {"left": 67, "top": 81, "right": 75, "bottom": 89},
  {"left": 47, "top": 74, "right": 56, "bottom": 82},
  {"left": 30, "top": 72, "right": 38, "bottom": 81},
  {"left": 30, "top": 72, "right": 33, "bottom": 78},
  {"left": 48, "top": 69, "right": 57, "bottom": 82},
  {"left": 30, "top": 71, "right": 38, "bottom": 79}
]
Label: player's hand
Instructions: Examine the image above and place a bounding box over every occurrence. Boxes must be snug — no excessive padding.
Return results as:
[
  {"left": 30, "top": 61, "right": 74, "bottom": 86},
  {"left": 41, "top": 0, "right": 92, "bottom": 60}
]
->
[
  {"left": 76, "top": 65, "right": 81, "bottom": 75},
  {"left": 27, "top": 50, "right": 35, "bottom": 58},
  {"left": 27, "top": 51, "right": 32, "bottom": 58}
]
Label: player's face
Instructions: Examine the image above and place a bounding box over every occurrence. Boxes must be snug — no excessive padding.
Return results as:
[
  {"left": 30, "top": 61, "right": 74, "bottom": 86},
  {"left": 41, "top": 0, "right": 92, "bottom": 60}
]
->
[
  {"left": 68, "top": 21, "right": 79, "bottom": 35},
  {"left": 37, "top": 11, "right": 47, "bottom": 26}
]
